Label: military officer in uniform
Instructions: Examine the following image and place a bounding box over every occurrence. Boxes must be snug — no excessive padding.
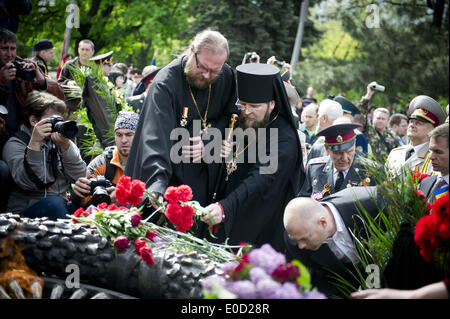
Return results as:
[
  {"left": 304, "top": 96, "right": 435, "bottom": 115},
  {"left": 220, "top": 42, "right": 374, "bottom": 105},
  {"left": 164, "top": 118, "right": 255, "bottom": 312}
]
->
[
  {"left": 386, "top": 95, "right": 447, "bottom": 177},
  {"left": 298, "top": 123, "right": 377, "bottom": 199},
  {"left": 32, "top": 39, "right": 54, "bottom": 76}
]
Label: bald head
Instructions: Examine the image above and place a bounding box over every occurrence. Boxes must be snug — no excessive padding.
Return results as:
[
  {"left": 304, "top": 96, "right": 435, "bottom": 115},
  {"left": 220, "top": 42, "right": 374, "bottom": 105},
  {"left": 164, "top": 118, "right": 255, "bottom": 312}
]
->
[
  {"left": 284, "top": 197, "right": 321, "bottom": 229},
  {"left": 284, "top": 197, "right": 332, "bottom": 251}
]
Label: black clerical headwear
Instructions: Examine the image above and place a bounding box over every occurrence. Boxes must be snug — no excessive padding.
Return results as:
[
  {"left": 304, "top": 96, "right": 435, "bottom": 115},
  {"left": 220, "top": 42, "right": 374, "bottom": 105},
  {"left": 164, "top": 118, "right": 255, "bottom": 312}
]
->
[
  {"left": 236, "top": 63, "right": 279, "bottom": 103},
  {"left": 317, "top": 123, "right": 362, "bottom": 152}
]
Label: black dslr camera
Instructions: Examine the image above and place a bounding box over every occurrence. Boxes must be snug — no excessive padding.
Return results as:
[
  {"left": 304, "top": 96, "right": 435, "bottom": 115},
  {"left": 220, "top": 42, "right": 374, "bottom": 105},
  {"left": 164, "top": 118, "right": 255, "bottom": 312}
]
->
[
  {"left": 9, "top": 61, "right": 36, "bottom": 82},
  {"left": 89, "top": 175, "right": 113, "bottom": 206},
  {"left": 48, "top": 115, "right": 78, "bottom": 139}
]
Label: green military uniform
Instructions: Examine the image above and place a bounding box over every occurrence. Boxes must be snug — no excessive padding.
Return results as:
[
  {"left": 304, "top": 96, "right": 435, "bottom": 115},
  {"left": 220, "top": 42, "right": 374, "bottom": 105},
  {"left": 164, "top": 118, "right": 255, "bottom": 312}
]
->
[{"left": 353, "top": 96, "right": 399, "bottom": 162}]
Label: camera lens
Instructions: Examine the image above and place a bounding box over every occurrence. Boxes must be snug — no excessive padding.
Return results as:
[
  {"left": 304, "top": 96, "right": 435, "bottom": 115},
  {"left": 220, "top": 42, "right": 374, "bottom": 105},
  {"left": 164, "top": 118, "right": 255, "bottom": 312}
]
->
[
  {"left": 92, "top": 186, "right": 111, "bottom": 206},
  {"left": 53, "top": 120, "right": 78, "bottom": 139}
]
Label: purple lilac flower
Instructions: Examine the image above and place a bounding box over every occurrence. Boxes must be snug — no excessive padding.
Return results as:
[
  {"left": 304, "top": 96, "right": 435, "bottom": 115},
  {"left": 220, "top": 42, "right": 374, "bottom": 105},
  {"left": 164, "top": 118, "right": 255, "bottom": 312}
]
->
[
  {"left": 275, "top": 282, "right": 304, "bottom": 299},
  {"left": 248, "top": 244, "right": 286, "bottom": 274},
  {"left": 225, "top": 280, "right": 257, "bottom": 299},
  {"left": 249, "top": 267, "right": 270, "bottom": 284},
  {"left": 202, "top": 274, "right": 226, "bottom": 291},
  {"left": 220, "top": 261, "right": 238, "bottom": 274},
  {"left": 255, "top": 278, "right": 282, "bottom": 299},
  {"left": 304, "top": 290, "right": 327, "bottom": 299}
]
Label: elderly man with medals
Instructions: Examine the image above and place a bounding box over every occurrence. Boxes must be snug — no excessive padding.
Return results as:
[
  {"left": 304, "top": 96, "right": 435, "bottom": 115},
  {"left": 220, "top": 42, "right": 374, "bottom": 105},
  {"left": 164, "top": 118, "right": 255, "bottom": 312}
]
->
[{"left": 298, "top": 123, "right": 378, "bottom": 199}]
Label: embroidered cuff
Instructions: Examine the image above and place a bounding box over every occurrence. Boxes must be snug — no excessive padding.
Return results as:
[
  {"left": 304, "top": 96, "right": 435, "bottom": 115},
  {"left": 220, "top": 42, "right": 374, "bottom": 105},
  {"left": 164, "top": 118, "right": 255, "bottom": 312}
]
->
[{"left": 216, "top": 202, "right": 225, "bottom": 222}]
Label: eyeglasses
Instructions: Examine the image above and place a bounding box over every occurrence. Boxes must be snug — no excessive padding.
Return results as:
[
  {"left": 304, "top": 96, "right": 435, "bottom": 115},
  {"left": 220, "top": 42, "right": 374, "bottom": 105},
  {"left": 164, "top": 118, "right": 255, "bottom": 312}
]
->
[
  {"left": 235, "top": 102, "right": 265, "bottom": 113},
  {"left": 194, "top": 53, "right": 221, "bottom": 76}
]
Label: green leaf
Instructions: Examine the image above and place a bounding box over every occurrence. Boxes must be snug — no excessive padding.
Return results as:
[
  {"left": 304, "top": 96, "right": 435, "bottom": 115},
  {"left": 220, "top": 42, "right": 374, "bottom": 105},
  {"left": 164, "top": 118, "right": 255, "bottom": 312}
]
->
[{"left": 292, "top": 260, "right": 312, "bottom": 291}]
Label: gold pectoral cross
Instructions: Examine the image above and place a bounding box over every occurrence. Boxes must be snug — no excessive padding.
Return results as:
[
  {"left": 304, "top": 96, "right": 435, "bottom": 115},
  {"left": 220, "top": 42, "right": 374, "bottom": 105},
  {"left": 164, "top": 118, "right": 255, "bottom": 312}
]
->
[{"left": 200, "top": 122, "right": 211, "bottom": 135}]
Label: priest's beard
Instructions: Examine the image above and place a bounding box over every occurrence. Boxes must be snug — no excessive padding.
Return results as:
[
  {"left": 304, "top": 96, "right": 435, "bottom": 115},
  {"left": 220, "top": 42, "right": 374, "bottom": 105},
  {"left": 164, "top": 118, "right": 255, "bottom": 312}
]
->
[
  {"left": 238, "top": 106, "right": 272, "bottom": 130},
  {"left": 184, "top": 57, "right": 218, "bottom": 89}
]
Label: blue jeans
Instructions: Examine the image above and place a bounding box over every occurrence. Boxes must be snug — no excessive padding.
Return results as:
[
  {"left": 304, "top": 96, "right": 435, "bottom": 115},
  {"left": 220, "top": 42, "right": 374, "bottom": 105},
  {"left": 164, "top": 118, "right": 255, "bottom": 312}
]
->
[{"left": 22, "top": 196, "right": 72, "bottom": 220}]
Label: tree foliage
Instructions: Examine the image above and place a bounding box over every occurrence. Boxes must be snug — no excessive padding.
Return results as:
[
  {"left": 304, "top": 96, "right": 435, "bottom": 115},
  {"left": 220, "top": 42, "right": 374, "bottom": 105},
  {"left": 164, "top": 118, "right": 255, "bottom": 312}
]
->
[
  {"left": 16, "top": 0, "right": 196, "bottom": 69},
  {"left": 178, "top": 0, "right": 322, "bottom": 68},
  {"left": 293, "top": 0, "right": 449, "bottom": 108}
]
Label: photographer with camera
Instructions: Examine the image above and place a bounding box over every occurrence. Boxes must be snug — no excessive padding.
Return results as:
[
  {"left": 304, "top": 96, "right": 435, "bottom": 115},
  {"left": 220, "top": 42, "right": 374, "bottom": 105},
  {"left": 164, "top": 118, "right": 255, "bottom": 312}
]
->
[
  {"left": 266, "top": 55, "right": 292, "bottom": 83},
  {"left": 1, "top": 90, "right": 86, "bottom": 219},
  {"left": 0, "top": 29, "right": 64, "bottom": 139},
  {"left": 71, "top": 111, "right": 139, "bottom": 209}
]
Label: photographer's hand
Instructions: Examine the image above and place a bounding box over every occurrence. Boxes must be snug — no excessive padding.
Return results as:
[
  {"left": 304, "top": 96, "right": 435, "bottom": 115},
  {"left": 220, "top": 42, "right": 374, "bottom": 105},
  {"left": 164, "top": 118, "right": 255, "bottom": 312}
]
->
[
  {"left": 73, "top": 171, "right": 92, "bottom": 198},
  {"left": 266, "top": 56, "right": 276, "bottom": 65},
  {"left": 22, "top": 61, "right": 45, "bottom": 86},
  {"left": 51, "top": 132, "right": 70, "bottom": 153},
  {"left": 364, "top": 83, "right": 375, "bottom": 101},
  {"left": 0, "top": 62, "right": 16, "bottom": 85},
  {"left": 29, "top": 117, "right": 52, "bottom": 151},
  {"left": 107, "top": 186, "right": 117, "bottom": 203}
]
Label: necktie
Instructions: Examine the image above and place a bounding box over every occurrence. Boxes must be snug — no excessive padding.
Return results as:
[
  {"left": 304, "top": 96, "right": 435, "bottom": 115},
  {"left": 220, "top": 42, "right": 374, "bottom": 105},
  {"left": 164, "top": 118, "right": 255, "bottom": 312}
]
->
[
  {"left": 335, "top": 171, "right": 345, "bottom": 191},
  {"left": 405, "top": 148, "right": 414, "bottom": 161}
]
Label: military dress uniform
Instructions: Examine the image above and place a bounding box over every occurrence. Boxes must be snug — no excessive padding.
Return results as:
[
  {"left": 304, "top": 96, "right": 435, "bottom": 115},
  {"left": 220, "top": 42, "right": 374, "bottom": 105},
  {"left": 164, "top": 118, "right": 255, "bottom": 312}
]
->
[
  {"left": 298, "top": 154, "right": 376, "bottom": 199},
  {"left": 386, "top": 95, "right": 447, "bottom": 177},
  {"left": 298, "top": 123, "right": 377, "bottom": 199}
]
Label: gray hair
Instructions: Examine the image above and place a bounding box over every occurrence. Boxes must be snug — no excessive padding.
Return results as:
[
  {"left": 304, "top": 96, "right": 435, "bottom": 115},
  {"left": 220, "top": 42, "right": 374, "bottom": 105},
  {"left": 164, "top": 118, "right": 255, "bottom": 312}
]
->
[
  {"left": 191, "top": 29, "right": 229, "bottom": 56},
  {"left": 373, "top": 107, "right": 390, "bottom": 117},
  {"left": 318, "top": 99, "right": 344, "bottom": 122}
]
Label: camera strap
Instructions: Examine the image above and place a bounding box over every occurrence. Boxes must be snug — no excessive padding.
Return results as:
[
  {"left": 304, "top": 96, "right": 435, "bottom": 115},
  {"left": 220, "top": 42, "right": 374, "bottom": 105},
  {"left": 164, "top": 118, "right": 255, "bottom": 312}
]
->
[{"left": 15, "top": 131, "right": 59, "bottom": 189}]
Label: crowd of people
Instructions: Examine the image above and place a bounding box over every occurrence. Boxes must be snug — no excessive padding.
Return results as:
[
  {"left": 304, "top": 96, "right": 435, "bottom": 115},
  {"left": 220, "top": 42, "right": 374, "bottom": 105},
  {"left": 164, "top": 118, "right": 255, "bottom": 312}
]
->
[{"left": 0, "top": 27, "right": 448, "bottom": 299}]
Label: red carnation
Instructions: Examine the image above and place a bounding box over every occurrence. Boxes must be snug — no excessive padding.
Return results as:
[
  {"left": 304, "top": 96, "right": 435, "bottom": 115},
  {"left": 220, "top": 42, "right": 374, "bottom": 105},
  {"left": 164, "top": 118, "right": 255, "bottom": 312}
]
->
[
  {"left": 107, "top": 203, "right": 119, "bottom": 211},
  {"left": 416, "top": 190, "right": 426, "bottom": 199},
  {"left": 115, "top": 175, "right": 146, "bottom": 206},
  {"left": 97, "top": 202, "right": 108, "bottom": 210},
  {"left": 115, "top": 175, "right": 132, "bottom": 206},
  {"left": 164, "top": 186, "right": 180, "bottom": 204},
  {"left": 113, "top": 236, "right": 130, "bottom": 251},
  {"left": 131, "top": 213, "right": 142, "bottom": 227},
  {"left": 413, "top": 172, "right": 431, "bottom": 183},
  {"left": 176, "top": 185, "right": 193, "bottom": 202},
  {"left": 140, "top": 246, "right": 155, "bottom": 265},
  {"left": 128, "top": 179, "right": 146, "bottom": 206},
  {"left": 134, "top": 238, "right": 146, "bottom": 254},
  {"left": 72, "top": 207, "right": 85, "bottom": 223},
  {"left": 146, "top": 231, "right": 157, "bottom": 242}
]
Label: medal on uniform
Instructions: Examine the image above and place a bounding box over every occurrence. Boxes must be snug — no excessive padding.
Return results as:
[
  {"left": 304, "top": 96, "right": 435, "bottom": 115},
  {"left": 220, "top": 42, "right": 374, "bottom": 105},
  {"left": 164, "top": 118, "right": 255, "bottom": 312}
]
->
[
  {"left": 180, "top": 107, "right": 188, "bottom": 127},
  {"left": 322, "top": 184, "right": 331, "bottom": 196}
]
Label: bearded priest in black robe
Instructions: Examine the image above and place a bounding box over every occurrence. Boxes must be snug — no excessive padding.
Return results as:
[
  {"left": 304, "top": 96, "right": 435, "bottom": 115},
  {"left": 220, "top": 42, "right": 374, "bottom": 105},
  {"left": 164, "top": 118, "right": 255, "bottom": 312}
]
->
[
  {"left": 125, "top": 30, "right": 238, "bottom": 223},
  {"left": 202, "top": 63, "right": 305, "bottom": 252}
]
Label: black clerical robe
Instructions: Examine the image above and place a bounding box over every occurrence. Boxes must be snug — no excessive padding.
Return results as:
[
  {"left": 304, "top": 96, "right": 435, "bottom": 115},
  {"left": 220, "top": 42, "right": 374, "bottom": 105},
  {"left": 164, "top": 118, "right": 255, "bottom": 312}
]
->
[
  {"left": 125, "top": 56, "right": 237, "bottom": 207},
  {"left": 218, "top": 113, "right": 302, "bottom": 252}
]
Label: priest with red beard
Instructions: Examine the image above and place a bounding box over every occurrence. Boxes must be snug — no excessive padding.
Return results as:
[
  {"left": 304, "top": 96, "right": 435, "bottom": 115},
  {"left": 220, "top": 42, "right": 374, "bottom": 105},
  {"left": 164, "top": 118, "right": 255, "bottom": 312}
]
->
[
  {"left": 124, "top": 30, "right": 237, "bottom": 232},
  {"left": 201, "top": 63, "right": 305, "bottom": 252}
]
